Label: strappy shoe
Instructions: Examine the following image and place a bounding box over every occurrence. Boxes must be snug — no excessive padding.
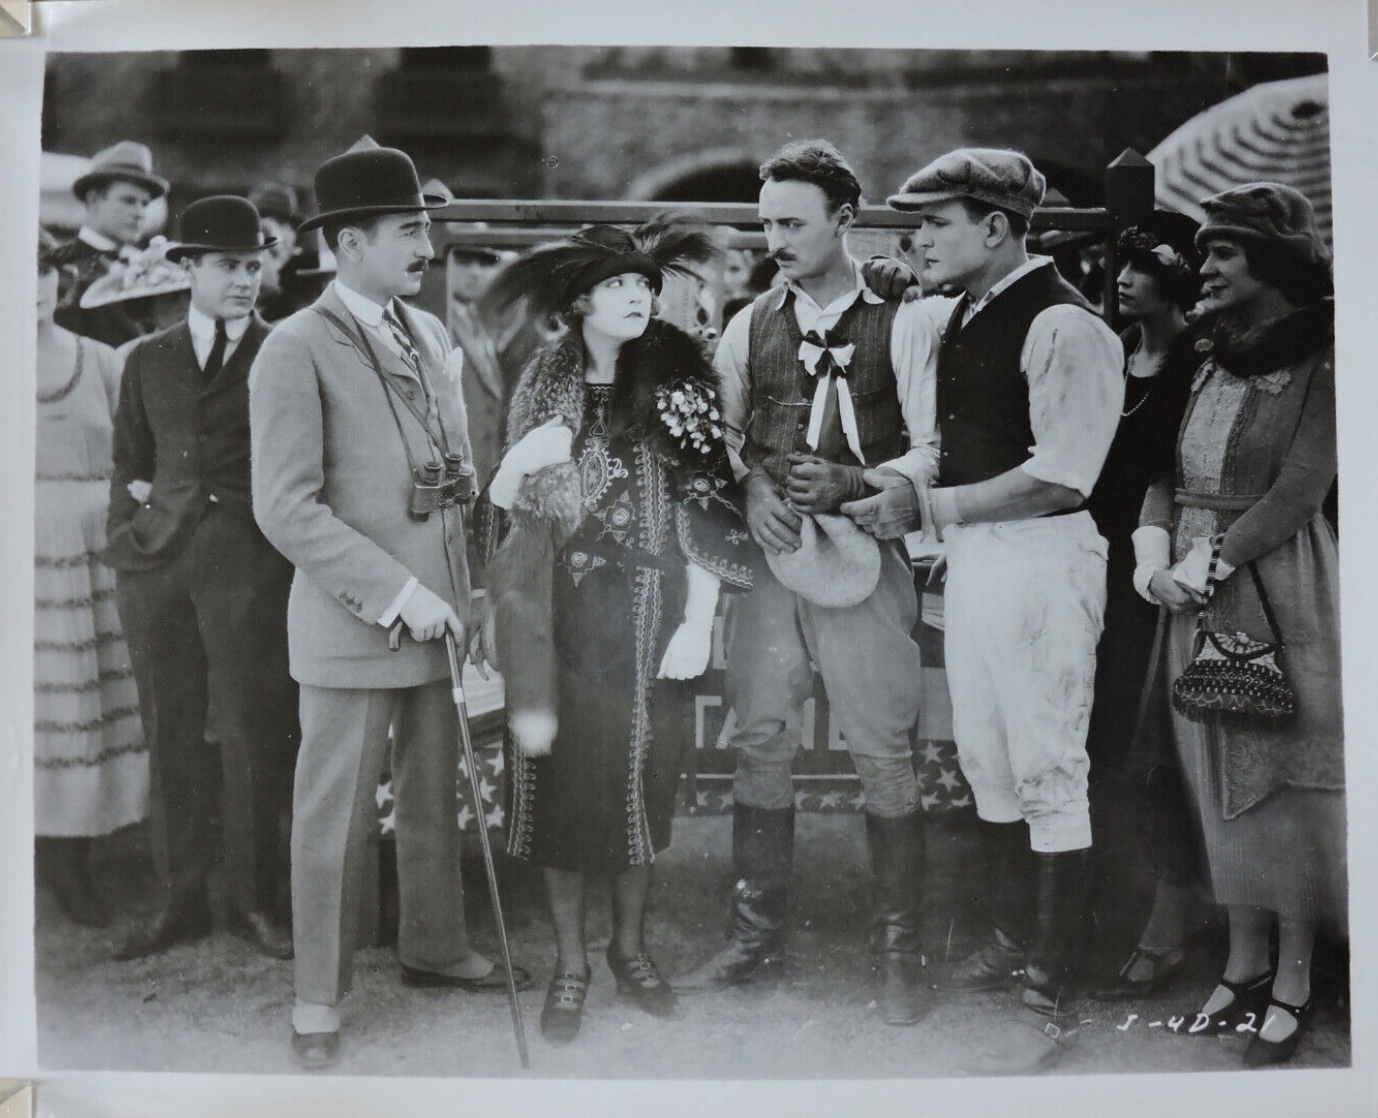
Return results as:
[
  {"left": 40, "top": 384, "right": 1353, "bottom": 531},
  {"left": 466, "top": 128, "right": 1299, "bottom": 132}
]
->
[
  {"left": 1186, "top": 969, "right": 1274, "bottom": 1037},
  {"left": 540, "top": 967, "right": 591, "bottom": 1046},
  {"left": 1090, "top": 945, "right": 1185, "bottom": 1001},
  {"left": 606, "top": 946, "right": 684, "bottom": 1020},
  {"left": 1243, "top": 995, "right": 1314, "bottom": 1067}
]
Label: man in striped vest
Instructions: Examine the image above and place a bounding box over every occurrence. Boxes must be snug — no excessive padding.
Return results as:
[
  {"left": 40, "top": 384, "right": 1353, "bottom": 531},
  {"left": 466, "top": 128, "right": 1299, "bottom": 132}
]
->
[{"left": 673, "top": 140, "right": 940, "bottom": 1027}]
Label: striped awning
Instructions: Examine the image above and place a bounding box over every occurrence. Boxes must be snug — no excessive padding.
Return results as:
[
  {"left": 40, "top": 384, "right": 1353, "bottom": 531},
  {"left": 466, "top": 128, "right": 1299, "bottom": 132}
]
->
[{"left": 1149, "top": 73, "right": 1331, "bottom": 245}]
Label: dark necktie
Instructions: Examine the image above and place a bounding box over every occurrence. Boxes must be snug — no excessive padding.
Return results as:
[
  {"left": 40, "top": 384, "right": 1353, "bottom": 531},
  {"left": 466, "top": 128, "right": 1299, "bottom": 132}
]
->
[{"left": 203, "top": 318, "right": 228, "bottom": 381}]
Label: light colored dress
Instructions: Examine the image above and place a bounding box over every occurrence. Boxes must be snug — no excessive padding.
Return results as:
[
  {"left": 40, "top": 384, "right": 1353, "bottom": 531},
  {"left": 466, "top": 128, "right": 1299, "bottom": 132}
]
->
[
  {"left": 1148, "top": 305, "right": 1344, "bottom": 923},
  {"left": 34, "top": 332, "right": 148, "bottom": 836}
]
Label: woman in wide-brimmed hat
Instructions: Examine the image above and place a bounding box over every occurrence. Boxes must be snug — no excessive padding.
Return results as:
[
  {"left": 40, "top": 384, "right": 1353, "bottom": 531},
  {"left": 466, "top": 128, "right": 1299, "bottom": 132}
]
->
[
  {"left": 480, "top": 219, "right": 754, "bottom": 1045},
  {"left": 1133, "top": 182, "right": 1343, "bottom": 1067},
  {"left": 33, "top": 227, "right": 149, "bottom": 927}
]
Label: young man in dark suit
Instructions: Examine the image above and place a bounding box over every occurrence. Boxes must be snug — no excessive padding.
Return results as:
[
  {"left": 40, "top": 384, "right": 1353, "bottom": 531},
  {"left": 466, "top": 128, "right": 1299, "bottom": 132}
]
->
[{"left": 106, "top": 195, "right": 296, "bottom": 964}]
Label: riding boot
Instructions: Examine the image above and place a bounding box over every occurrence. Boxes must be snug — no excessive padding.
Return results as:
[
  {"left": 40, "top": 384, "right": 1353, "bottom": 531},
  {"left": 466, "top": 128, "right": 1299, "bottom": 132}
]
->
[
  {"left": 936, "top": 819, "right": 1034, "bottom": 991},
  {"left": 865, "top": 809, "right": 927, "bottom": 1025},
  {"left": 672, "top": 803, "right": 794, "bottom": 992},
  {"left": 963, "top": 847, "right": 1091, "bottom": 1076}
]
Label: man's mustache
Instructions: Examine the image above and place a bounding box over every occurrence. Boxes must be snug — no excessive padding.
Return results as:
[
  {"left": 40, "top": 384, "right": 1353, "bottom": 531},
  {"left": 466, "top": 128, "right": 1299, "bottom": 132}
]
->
[{"left": 407, "top": 260, "right": 429, "bottom": 274}]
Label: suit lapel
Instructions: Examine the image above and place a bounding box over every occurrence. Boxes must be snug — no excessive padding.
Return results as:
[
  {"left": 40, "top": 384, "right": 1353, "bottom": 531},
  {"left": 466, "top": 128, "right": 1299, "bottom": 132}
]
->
[{"left": 316, "top": 284, "right": 423, "bottom": 388}]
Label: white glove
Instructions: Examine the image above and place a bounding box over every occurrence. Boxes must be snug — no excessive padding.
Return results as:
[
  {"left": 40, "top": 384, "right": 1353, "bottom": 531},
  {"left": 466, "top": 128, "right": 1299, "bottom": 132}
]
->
[
  {"left": 127, "top": 479, "right": 153, "bottom": 504},
  {"left": 656, "top": 563, "right": 721, "bottom": 680},
  {"left": 510, "top": 710, "right": 557, "bottom": 757},
  {"left": 1172, "top": 535, "right": 1234, "bottom": 595},
  {"left": 489, "top": 416, "right": 574, "bottom": 510},
  {"left": 1131, "top": 525, "right": 1171, "bottom": 603}
]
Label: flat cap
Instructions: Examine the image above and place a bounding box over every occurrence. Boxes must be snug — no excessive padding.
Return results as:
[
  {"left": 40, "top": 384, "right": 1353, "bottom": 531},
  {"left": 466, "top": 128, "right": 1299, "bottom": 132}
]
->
[{"left": 888, "top": 148, "right": 1046, "bottom": 218}]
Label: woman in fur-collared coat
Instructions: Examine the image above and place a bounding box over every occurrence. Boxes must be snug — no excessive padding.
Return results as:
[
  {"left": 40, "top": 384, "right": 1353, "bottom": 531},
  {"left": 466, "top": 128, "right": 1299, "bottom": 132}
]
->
[
  {"left": 1135, "top": 183, "right": 1343, "bottom": 1068},
  {"left": 479, "top": 222, "right": 753, "bottom": 1045}
]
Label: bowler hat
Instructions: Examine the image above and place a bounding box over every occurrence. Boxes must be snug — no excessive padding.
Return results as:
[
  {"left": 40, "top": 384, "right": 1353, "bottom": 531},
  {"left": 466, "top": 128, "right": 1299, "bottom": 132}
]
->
[
  {"left": 765, "top": 512, "right": 881, "bottom": 608},
  {"left": 72, "top": 140, "right": 169, "bottom": 201},
  {"left": 165, "top": 195, "right": 277, "bottom": 263},
  {"left": 298, "top": 147, "right": 448, "bottom": 233},
  {"left": 888, "top": 148, "right": 1045, "bottom": 219},
  {"left": 248, "top": 183, "right": 304, "bottom": 226}
]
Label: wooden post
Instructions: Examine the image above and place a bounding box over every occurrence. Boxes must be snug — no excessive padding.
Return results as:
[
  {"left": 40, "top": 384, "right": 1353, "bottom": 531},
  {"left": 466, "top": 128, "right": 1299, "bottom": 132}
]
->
[{"left": 1102, "top": 149, "right": 1157, "bottom": 329}]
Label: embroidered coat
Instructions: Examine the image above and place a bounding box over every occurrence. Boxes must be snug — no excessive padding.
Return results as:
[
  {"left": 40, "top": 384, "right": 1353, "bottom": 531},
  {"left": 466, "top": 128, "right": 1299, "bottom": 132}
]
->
[
  {"left": 487, "top": 319, "right": 754, "bottom": 870},
  {"left": 1142, "top": 302, "right": 1342, "bottom": 818}
]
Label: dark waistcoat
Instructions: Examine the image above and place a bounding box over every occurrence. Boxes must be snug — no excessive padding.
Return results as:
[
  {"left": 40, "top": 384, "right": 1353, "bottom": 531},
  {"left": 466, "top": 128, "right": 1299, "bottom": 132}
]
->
[
  {"left": 741, "top": 287, "right": 904, "bottom": 487},
  {"left": 104, "top": 316, "right": 271, "bottom": 571},
  {"left": 936, "top": 264, "right": 1092, "bottom": 488}
]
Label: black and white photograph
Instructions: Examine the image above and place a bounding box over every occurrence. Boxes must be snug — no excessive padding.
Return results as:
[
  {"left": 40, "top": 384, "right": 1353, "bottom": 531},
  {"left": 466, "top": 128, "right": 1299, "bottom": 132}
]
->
[{"left": 2, "top": 2, "right": 1376, "bottom": 1116}]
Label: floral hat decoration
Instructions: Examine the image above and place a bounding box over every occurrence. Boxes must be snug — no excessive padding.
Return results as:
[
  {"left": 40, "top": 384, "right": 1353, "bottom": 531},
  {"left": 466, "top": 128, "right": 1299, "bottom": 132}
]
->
[
  {"left": 481, "top": 215, "right": 717, "bottom": 326},
  {"left": 78, "top": 235, "right": 190, "bottom": 309}
]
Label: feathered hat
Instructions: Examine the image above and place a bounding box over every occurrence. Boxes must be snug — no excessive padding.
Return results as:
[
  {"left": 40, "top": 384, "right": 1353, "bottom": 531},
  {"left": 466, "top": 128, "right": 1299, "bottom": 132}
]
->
[{"left": 481, "top": 215, "right": 716, "bottom": 324}]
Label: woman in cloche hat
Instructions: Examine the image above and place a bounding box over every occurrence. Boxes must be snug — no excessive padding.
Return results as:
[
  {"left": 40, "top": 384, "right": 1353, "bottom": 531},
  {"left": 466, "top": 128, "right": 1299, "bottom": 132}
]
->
[
  {"left": 479, "top": 218, "right": 754, "bottom": 1045},
  {"left": 1133, "top": 182, "right": 1342, "bottom": 1067}
]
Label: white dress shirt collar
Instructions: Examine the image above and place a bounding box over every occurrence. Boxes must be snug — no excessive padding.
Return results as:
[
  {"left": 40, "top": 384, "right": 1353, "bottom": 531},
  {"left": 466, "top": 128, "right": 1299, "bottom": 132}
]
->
[
  {"left": 333, "top": 279, "right": 397, "bottom": 328},
  {"left": 772, "top": 258, "right": 885, "bottom": 316},
  {"left": 76, "top": 226, "right": 121, "bottom": 253},
  {"left": 187, "top": 304, "right": 251, "bottom": 345},
  {"left": 963, "top": 255, "right": 1054, "bottom": 323}
]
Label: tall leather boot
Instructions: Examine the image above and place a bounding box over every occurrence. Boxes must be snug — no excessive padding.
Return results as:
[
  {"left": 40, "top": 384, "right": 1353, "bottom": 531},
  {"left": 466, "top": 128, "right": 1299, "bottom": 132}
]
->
[
  {"left": 672, "top": 803, "right": 794, "bottom": 992},
  {"left": 865, "top": 810, "right": 927, "bottom": 1025},
  {"left": 963, "top": 848, "right": 1091, "bottom": 1076},
  {"left": 935, "top": 819, "right": 1035, "bottom": 991}
]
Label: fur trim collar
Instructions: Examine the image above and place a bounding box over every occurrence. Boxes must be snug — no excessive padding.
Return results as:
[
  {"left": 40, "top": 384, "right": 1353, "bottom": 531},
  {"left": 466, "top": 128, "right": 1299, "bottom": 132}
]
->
[
  {"left": 1200, "top": 300, "right": 1334, "bottom": 378},
  {"left": 503, "top": 318, "right": 719, "bottom": 539},
  {"left": 505, "top": 318, "right": 717, "bottom": 449}
]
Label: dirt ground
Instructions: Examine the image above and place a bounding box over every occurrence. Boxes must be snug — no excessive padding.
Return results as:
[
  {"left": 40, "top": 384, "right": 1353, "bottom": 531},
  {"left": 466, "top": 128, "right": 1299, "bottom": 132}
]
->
[{"left": 34, "top": 809, "right": 1350, "bottom": 1081}]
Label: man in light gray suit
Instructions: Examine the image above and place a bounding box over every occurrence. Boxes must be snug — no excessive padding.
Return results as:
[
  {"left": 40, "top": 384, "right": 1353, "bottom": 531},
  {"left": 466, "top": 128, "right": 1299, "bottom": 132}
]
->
[{"left": 250, "top": 145, "right": 530, "bottom": 1070}]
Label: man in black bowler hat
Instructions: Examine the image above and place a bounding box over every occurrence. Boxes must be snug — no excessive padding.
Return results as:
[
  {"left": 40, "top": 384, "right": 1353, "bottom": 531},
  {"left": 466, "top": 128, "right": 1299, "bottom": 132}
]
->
[
  {"left": 53, "top": 140, "right": 169, "bottom": 348},
  {"left": 106, "top": 194, "right": 297, "bottom": 963},
  {"left": 249, "top": 140, "right": 531, "bottom": 1070}
]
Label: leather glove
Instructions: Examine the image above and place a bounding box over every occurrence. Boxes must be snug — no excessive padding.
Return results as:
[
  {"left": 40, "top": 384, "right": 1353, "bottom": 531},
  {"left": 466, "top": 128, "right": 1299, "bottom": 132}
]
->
[
  {"left": 744, "top": 468, "right": 803, "bottom": 555},
  {"left": 1172, "top": 535, "right": 1234, "bottom": 595},
  {"left": 839, "top": 467, "right": 922, "bottom": 539},
  {"left": 785, "top": 453, "right": 869, "bottom": 515},
  {"left": 861, "top": 256, "right": 921, "bottom": 301},
  {"left": 1131, "top": 525, "right": 1172, "bottom": 603},
  {"left": 657, "top": 564, "right": 721, "bottom": 680},
  {"left": 489, "top": 416, "right": 574, "bottom": 510}
]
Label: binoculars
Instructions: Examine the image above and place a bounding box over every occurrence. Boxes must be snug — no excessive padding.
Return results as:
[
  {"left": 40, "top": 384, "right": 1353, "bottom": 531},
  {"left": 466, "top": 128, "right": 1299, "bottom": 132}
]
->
[{"left": 409, "top": 454, "right": 476, "bottom": 521}]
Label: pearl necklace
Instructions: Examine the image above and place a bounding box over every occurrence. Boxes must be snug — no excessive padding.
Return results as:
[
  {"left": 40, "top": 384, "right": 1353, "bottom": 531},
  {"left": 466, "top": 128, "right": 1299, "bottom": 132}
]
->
[{"left": 1122, "top": 332, "right": 1165, "bottom": 418}]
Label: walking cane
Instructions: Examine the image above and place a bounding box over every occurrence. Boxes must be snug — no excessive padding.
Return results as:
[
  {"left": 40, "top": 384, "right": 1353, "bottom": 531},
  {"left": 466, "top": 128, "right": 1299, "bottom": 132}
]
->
[{"left": 443, "top": 629, "right": 531, "bottom": 1069}]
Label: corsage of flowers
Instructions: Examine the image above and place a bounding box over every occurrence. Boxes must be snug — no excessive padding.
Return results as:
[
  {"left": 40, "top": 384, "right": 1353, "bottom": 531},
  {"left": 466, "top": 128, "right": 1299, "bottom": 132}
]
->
[{"left": 656, "top": 379, "right": 724, "bottom": 457}]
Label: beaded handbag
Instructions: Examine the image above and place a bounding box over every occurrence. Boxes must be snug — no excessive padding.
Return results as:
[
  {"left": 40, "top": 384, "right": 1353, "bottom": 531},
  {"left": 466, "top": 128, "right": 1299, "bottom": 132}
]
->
[{"left": 1171, "top": 543, "right": 1297, "bottom": 723}]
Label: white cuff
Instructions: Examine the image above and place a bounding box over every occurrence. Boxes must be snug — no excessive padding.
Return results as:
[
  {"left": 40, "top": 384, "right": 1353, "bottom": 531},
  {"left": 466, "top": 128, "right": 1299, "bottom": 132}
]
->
[
  {"left": 378, "top": 576, "right": 419, "bottom": 627},
  {"left": 1131, "top": 525, "right": 1171, "bottom": 570}
]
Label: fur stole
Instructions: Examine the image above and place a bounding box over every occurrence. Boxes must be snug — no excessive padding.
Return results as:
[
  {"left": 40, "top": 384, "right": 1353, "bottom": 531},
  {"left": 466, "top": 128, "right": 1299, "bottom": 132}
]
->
[
  {"left": 490, "top": 319, "right": 719, "bottom": 755},
  {"left": 1198, "top": 300, "right": 1334, "bottom": 378}
]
